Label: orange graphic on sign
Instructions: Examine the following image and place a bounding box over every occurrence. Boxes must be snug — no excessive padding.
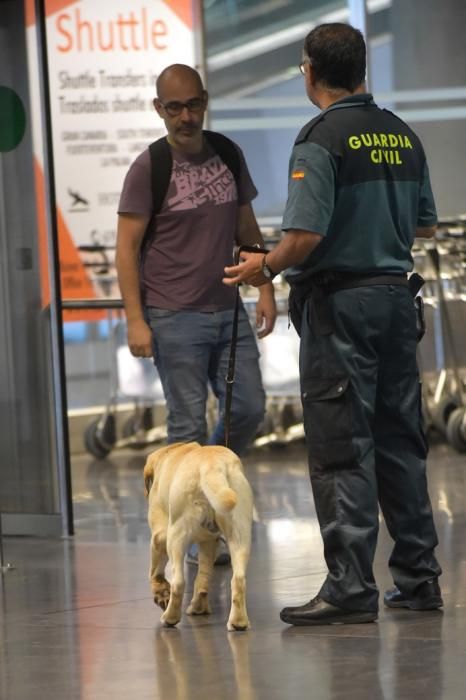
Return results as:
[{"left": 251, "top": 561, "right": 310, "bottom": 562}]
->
[
  {"left": 34, "top": 158, "right": 105, "bottom": 321},
  {"left": 25, "top": 0, "right": 79, "bottom": 27},
  {"left": 163, "top": 0, "right": 193, "bottom": 28}
]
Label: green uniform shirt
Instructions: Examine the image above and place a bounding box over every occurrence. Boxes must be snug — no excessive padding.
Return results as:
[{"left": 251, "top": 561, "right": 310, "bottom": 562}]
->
[{"left": 282, "top": 93, "right": 437, "bottom": 283}]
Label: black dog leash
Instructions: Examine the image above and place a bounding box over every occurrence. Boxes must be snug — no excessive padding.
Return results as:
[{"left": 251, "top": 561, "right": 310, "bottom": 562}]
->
[{"left": 224, "top": 244, "right": 269, "bottom": 449}]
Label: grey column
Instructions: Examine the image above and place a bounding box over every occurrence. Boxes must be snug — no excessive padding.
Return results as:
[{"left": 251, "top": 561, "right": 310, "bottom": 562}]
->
[
  {"left": 392, "top": 0, "right": 466, "bottom": 217},
  {"left": 0, "top": 1, "right": 62, "bottom": 536}
]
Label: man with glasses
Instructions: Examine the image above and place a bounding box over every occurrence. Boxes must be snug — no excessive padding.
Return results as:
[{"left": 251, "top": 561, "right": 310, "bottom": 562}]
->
[
  {"left": 116, "top": 64, "right": 276, "bottom": 565},
  {"left": 224, "top": 23, "right": 442, "bottom": 623}
]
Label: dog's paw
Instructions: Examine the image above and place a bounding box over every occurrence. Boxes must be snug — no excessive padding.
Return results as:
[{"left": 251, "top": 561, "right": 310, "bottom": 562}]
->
[
  {"left": 227, "top": 618, "right": 251, "bottom": 632},
  {"left": 187, "top": 592, "right": 211, "bottom": 616},
  {"left": 152, "top": 576, "right": 171, "bottom": 610},
  {"left": 161, "top": 610, "right": 181, "bottom": 627}
]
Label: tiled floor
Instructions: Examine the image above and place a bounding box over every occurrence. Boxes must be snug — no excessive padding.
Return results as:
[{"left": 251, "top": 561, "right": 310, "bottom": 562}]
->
[{"left": 1, "top": 439, "right": 465, "bottom": 699}]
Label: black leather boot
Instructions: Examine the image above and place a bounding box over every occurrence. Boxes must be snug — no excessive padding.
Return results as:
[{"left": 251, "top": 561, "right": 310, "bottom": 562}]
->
[
  {"left": 280, "top": 596, "right": 378, "bottom": 626},
  {"left": 384, "top": 579, "right": 443, "bottom": 610}
]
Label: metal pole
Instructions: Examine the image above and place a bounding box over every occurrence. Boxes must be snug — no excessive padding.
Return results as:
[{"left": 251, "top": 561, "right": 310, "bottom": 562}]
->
[
  {"left": 348, "top": 0, "right": 368, "bottom": 34},
  {"left": 0, "top": 513, "right": 14, "bottom": 574},
  {"left": 348, "top": 0, "right": 370, "bottom": 89},
  {"left": 35, "top": 0, "right": 74, "bottom": 535}
]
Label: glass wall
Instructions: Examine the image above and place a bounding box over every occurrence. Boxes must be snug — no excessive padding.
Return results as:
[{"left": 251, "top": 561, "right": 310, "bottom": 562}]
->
[
  {"left": 64, "top": 0, "right": 466, "bottom": 413},
  {"left": 205, "top": 0, "right": 466, "bottom": 221},
  {"left": 387, "top": 0, "right": 466, "bottom": 219},
  {"left": 205, "top": 0, "right": 350, "bottom": 219},
  {"left": 60, "top": 0, "right": 466, "bottom": 453}
]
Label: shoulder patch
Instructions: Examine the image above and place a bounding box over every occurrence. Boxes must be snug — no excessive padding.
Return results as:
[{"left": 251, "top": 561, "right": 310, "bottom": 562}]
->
[{"left": 292, "top": 170, "right": 305, "bottom": 180}]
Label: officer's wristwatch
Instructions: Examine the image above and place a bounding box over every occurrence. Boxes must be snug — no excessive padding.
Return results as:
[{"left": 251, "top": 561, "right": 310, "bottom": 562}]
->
[{"left": 262, "top": 255, "right": 277, "bottom": 281}]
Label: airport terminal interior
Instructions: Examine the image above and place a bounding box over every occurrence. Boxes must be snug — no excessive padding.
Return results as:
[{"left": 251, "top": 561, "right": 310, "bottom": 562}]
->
[
  {"left": 2, "top": 0, "right": 466, "bottom": 699},
  {"left": 2, "top": 441, "right": 466, "bottom": 700}
]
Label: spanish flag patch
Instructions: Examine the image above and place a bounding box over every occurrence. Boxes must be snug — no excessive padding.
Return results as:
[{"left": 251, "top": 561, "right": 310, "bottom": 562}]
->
[{"left": 292, "top": 170, "right": 305, "bottom": 179}]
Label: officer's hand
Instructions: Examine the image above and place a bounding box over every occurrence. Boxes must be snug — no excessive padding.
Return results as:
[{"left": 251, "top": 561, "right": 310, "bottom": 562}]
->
[
  {"left": 223, "top": 251, "right": 267, "bottom": 287},
  {"left": 127, "top": 319, "right": 153, "bottom": 358}
]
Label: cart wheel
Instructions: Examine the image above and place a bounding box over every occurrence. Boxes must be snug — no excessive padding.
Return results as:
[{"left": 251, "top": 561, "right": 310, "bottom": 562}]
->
[
  {"left": 421, "top": 397, "right": 435, "bottom": 435},
  {"left": 84, "top": 414, "right": 116, "bottom": 459},
  {"left": 446, "top": 407, "right": 466, "bottom": 453},
  {"left": 255, "top": 413, "right": 274, "bottom": 439},
  {"left": 121, "top": 408, "right": 154, "bottom": 450},
  {"left": 281, "top": 403, "right": 298, "bottom": 430},
  {"left": 84, "top": 418, "right": 111, "bottom": 459},
  {"left": 122, "top": 407, "right": 154, "bottom": 438},
  {"left": 430, "top": 395, "right": 460, "bottom": 434},
  {"left": 141, "top": 406, "right": 154, "bottom": 431}
]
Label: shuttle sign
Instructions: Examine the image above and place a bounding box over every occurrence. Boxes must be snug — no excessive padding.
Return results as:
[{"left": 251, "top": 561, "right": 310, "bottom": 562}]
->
[{"left": 26, "top": 0, "right": 200, "bottom": 307}]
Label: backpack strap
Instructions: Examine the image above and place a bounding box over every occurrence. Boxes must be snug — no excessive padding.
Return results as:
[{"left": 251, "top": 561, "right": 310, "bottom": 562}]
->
[
  {"left": 203, "top": 130, "right": 241, "bottom": 186},
  {"left": 142, "top": 131, "right": 242, "bottom": 264},
  {"left": 148, "top": 136, "right": 173, "bottom": 216}
]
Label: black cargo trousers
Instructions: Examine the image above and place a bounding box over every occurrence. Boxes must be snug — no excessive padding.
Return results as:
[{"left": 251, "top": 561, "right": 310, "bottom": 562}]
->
[{"left": 299, "top": 283, "right": 441, "bottom": 612}]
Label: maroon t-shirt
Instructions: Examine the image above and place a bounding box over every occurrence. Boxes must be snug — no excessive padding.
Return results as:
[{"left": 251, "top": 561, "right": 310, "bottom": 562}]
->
[{"left": 118, "top": 140, "right": 258, "bottom": 311}]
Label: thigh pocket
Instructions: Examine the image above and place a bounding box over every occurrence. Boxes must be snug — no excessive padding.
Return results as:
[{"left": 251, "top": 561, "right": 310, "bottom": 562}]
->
[{"left": 302, "top": 376, "right": 358, "bottom": 471}]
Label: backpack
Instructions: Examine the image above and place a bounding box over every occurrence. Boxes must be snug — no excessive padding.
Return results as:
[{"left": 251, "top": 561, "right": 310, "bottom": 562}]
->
[
  {"left": 141, "top": 130, "right": 241, "bottom": 258},
  {"left": 148, "top": 129, "right": 241, "bottom": 214}
]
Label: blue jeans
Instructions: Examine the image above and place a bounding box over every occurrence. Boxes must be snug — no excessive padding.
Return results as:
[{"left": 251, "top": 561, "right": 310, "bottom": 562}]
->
[{"left": 146, "top": 304, "right": 265, "bottom": 456}]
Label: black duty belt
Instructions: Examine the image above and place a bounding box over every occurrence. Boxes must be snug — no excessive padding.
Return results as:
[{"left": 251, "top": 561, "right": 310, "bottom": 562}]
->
[
  {"left": 319, "top": 272, "right": 408, "bottom": 292},
  {"left": 292, "top": 271, "right": 424, "bottom": 336},
  {"left": 311, "top": 272, "right": 409, "bottom": 335}
]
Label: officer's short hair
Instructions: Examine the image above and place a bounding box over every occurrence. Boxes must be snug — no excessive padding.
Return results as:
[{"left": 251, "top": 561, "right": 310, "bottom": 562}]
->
[{"left": 304, "top": 23, "right": 366, "bottom": 92}]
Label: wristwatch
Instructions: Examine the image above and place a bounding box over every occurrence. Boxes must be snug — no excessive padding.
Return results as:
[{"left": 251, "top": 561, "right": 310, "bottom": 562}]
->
[{"left": 262, "top": 255, "right": 277, "bottom": 281}]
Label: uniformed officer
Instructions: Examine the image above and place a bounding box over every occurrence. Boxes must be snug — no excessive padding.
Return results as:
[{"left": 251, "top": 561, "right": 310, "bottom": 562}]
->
[{"left": 223, "top": 22, "right": 442, "bottom": 625}]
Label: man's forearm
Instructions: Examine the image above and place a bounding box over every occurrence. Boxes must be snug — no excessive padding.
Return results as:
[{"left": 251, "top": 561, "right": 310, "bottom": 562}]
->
[
  {"left": 116, "top": 250, "right": 145, "bottom": 322},
  {"left": 236, "top": 226, "right": 264, "bottom": 248},
  {"left": 235, "top": 202, "right": 267, "bottom": 248}
]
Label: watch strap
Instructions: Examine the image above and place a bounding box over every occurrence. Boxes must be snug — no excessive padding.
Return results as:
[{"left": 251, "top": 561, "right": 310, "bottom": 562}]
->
[{"left": 262, "top": 255, "right": 277, "bottom": 280}]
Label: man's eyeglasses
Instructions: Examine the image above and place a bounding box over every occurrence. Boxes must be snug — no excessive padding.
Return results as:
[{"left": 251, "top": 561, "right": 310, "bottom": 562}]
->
[
  {"left": 299, "top": 58, "right": 311, "bottom": 75},
  {"left": 158, "top": 97, "right": 206, "bottom": 117}
]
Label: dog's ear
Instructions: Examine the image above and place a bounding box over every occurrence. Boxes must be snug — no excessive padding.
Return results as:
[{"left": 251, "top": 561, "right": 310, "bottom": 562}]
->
[{"left": 143, "top": 457, "right": 155, "bottom": 497}]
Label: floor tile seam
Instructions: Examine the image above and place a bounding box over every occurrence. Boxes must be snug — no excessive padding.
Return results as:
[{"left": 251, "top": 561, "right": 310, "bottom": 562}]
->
[
  {"left": 260, "top": 570, "right": 328, "bottom": 584},
  {"left": 11, "top": 596, "right": 156, "bottom": 620},
  {"left": 282, "top": 631, "right": 446, "bottom": 641}
]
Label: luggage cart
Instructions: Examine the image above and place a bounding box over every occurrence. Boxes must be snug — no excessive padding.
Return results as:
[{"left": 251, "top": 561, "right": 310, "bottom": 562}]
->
[
  {"left": 437, "top": 221, "right": 466, "bottom": 451},
  {"left": 243, "top": 287, "right": 304, "bottom": 448},
  {"left": 414, "top": 220, "right": 466, "bottom": 450},
  {"left": 63, "top": 299, "right": 167, "bottom": 459}
]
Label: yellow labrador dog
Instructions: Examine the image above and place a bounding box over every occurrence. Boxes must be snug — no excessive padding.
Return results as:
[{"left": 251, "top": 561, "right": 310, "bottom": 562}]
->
[{"left": 144, "top": 442, "right": 253, "bottom": 630}]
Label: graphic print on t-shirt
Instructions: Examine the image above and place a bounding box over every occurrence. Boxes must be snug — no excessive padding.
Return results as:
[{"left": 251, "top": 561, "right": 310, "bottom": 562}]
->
[{"left": 167, "top": 155, "right": 236, "bottom": 211}]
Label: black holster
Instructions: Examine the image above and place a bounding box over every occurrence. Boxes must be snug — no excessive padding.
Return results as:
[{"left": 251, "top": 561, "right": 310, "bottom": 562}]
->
[
  {"left": 408, "top": 272, "right": 426, "bottom": 342},
  {"left": 288, "top": 286, "right": 305, "bottom": 337}
]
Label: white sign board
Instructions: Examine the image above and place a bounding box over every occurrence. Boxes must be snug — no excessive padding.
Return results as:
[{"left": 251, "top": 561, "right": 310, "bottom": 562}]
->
[{"left": 26, "top": 0, "right": 202, "bottom": 309}]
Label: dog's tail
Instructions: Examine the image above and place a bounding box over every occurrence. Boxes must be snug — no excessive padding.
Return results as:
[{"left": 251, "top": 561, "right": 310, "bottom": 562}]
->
[
  {"left": 199, "top": 447, "right": 238, "bottom": 515},
  {"left": 143, "top": 455, "right": 155, "bottom": 497}
]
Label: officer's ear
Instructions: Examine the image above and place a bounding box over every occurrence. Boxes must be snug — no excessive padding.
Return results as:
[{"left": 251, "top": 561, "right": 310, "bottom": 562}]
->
[{"left": 307, "top": 64, "right": 318, "bottom": 88}]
